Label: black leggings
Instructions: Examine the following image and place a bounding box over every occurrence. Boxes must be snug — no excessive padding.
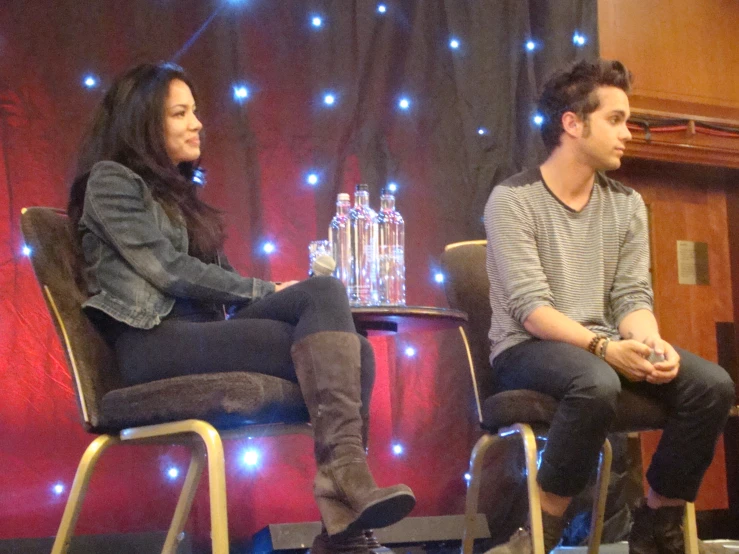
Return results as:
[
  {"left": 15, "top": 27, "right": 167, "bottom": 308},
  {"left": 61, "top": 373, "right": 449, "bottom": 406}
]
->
[{"left": 110, "top": 277, "right": 375, "bottom": 409}]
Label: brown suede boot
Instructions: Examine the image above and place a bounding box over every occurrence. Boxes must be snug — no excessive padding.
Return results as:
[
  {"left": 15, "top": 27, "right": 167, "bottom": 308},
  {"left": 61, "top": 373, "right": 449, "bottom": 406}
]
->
[
  {"left": 629, "top": 499, "right": 685, "bottom": 554},
  {"left": 292, "top": 332, "right": 415, "bottom": 537}
]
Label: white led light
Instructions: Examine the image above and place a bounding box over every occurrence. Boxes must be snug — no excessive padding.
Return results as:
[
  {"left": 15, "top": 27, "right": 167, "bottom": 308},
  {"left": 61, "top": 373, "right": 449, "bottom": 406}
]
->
[
  {"left": 306, "top": 172, "right": 319, "bottom": 185},
  {"left": 323, "top": 93, "right": 335, "bottom": 106},
  {"left": 404, "top": 346, "right": 416, "bottom": 357},
  {"left": 392, "top": 443, "right": 404, "bottom": 455},
  {"left": 262, "top": 242, "right": 276, "bottom": 254},
  {"left": 525, "top": 40, "right": 536, "bottom": 52},
  {"left": 243, "top": 449, "right": 260, "bottom": 466},
  {"left": 449, "top": 38, "right": 460, "bottom": 49},
  {"left": 83, "top": 75, "right": 98, "bottom": 88},
  {"left": 477, "top": 127, "right": 487, "bottom": 136},
  {"left": 167, "top": 467, "right": 179, "bottom": 480},
  {"left": 377, "top": 4, "right": 387, "bottom": 13},
  {"left": 573, "top": 32, "right": 587, "bottom": 46},
  {"left": 533, "top": 113, "right": 544, "bottom": 126},
  {"left": 52, "top": 483, "right": 65, "bottom": 495},
  {"left": 387, "top": 182, "right": 398, "bottom": 193},
  {"left": 22, "top": 245, "right": 32, "bottom": 257},
  {"left": 312, "top": 16, "right": 323, "bottom": 27},
  {"left": 233, "top": 85, "right": 249, "bottom": 101},
  {"left": 398, "top": 97, "right": 410, "bottom": 110},
  {"left": 434, "top": 272, "right": 444, "bottom": 284}
]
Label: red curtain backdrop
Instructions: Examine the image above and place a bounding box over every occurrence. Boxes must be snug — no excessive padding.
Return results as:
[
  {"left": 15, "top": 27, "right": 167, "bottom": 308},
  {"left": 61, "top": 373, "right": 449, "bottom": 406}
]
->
[{"left": 0, "top": 0, "right": 596, "bottom": 543}]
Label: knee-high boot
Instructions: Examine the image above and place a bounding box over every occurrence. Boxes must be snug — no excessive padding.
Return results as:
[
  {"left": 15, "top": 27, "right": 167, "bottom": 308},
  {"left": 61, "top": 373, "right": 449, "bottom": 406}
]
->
[{"left": 291, "top": 331, "right": 416, "bottom": 537}]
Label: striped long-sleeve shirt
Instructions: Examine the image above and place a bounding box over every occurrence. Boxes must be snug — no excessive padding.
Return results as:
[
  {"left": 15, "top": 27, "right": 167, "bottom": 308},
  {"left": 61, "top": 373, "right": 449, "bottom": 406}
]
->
[{"left": 484, "top": 167, "right": 654, "bottom": 363}]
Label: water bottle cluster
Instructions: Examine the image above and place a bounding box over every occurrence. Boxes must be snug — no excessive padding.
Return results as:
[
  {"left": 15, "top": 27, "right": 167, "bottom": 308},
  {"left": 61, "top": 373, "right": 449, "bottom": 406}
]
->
[{"left": 329, "top": 184, "right": 406, "bottom": 306}]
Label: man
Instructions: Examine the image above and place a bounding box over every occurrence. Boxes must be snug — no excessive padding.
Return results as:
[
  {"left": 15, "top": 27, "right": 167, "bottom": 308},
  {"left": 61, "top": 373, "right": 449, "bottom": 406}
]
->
[{"left": 484, "top": 59, "right": 734, "bottom": 554}]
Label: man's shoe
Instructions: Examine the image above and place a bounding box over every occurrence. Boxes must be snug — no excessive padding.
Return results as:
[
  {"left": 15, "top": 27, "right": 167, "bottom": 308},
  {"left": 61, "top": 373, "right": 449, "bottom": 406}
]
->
[
  {"left": 484, "top": 512, "right": 566, "bottom": 554},
  {"left": 629, "top": 499, "right": 685, "bottom": 554},
  {"left": 484, "top": 527, "right": 534, "bottom": 554}
]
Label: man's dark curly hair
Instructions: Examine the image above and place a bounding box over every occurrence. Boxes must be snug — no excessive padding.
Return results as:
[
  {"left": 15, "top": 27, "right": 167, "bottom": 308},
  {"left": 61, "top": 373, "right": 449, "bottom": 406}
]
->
[{"left": 538, "top": 59, "right": 633, "bottom": 155}]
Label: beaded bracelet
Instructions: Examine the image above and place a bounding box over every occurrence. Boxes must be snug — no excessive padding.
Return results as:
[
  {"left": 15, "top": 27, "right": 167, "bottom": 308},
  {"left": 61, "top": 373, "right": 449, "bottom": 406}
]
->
[{"left": 587, "top": 334, "right": 606, "bottom": 354}]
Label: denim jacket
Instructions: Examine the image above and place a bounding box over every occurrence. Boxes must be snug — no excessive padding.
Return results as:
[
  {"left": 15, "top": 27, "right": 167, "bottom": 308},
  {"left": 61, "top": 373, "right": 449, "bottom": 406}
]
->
[{"left": 79, "top": 161, "right": 275, "bottom": 329}]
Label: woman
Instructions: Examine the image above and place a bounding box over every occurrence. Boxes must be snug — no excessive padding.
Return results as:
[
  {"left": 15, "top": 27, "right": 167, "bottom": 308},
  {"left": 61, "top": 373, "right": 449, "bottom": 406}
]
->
[{"left": 67, "top": 62, "right": 415, "bottom": 553}]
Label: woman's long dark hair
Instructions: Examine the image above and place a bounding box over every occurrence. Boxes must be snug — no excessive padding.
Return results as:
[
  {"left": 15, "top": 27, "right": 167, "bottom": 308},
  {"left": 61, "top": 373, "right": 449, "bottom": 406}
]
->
[{"left": 68, "top": 62, "right": 225, "bottom": 263}]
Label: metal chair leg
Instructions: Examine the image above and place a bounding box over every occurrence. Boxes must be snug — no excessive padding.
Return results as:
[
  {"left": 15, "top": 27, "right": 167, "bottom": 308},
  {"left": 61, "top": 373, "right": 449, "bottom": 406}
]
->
[
  {"left": 190, "top": 420, "right": 229, "bottom": 554},
  {"left": 51, "top": 434, "right": 120, "bottom": 554},
  {"left": 122, "top": 419, "right": 230, "bottom": 554},
  {"left": 513, "top": 424, "right": 545, "bottom": 554},
  {"left": 683, "top": 502, "right": 699, "bottom": 554},
  {"left": 462, "top": 433, "right": 497, "bottom": 554},
  {"left": 462, "top": 424, "right": 545, "bottom": 554},
  {"left": 161, "top": 441, "right": 207, "bottom": 554},
  {"left": 587, "top": 438, "right": 613, "bottom": 554}
]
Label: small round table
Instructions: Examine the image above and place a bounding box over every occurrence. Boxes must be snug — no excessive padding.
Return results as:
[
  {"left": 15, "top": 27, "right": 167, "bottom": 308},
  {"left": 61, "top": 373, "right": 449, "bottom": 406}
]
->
[{"left": 351, "top": 305, "right": 467, "bottom": 336}]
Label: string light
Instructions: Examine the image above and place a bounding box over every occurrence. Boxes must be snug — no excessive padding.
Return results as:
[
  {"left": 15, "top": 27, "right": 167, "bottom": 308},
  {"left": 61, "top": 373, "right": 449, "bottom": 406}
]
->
[
  {"left": 532, "top": 113, "right": 544, "bottom": 126},
  {"left": 525, "top": 40, "right": 536, "bottom": 52},
  {"left": 311, "top": 15, "right": 323, "bottom": 28},
  {"left": 398, "top": 97, "right": 411, "bottom": 110},
  {"left": 166, "top": 467, "right": 179, "bottom": 480},
  {"left": 22, "top": 245, "right": 32, "bottom": 257},
  {"left": 232, "top": 85, "right": 249, "bottom": 101},
  {"left": 572, "top": 32, "right": 587, "bottom": 46},
  {"left": 449, "top": 38, "right": 460, "bottom": 50},
  {"left": 242, "top": 448, "right": 260, "bottom": 467},
  {"left": 262, "top": 241, "right": 276, "bottom": 254},
  {"left": 52, "top": 483, "right": 65, "bottom": 495},
  {"left": 434, "top": 272, "right": 445, "bottom": 284},
  {"left": 477, "top": 127, "right": 488, "bottom": 136},
  {"left": 404, "top": 346, "right": 416, "bottom": 357},
  {"left": 392, "top": 443, "right": 404, "bottom": 456},
  {"left": 82, "top": 75, "right": 99, "bottom": 89},
  {"left": 306, "top": 172, "right": 320, "bottom": 185},
  {"left": 377, "top": 4, "right": 387, "bottom": 14},
  {"left": 323, "top": 92, "right": 336, "bottom": 106},
  {"left": 387, "top": 182, "right": 398, "bottom": 193}
]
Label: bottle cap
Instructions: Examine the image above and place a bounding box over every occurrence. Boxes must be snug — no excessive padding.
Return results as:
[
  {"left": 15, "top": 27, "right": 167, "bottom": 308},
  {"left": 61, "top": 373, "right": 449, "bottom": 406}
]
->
[
  {"left": 337, "top": 193, "right": 350, "bottom": 201},
  {"left": 355, "top": 183, "right": 369, "bottom": 192},
  {"left": 380, "top": 188, "right": 394, "bottom": 196}
]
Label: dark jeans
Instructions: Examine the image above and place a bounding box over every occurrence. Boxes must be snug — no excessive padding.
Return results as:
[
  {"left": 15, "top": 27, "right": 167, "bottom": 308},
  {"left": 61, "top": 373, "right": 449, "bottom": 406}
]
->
[
  {"left": 109, "top": 277, "right": 375, "bottom": 411},
  {"left": 492, "top": 339, "right": 735, "bottom": 500}
]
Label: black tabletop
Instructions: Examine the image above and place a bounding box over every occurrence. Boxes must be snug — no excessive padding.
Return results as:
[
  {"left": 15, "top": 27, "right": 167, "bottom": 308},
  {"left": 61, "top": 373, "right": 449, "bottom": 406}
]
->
[{"left": 351, "top": 305, "right": 467, "bottom": 335}]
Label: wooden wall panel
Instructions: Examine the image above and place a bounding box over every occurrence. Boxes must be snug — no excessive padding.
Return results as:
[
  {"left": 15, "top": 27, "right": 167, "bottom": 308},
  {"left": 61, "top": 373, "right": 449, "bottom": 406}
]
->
[
  {"left": 612, "top": 159, "right": 737, "bottom": 510},
  {"left": 599, "top": 0, "right": 739, "bottom": 119}
]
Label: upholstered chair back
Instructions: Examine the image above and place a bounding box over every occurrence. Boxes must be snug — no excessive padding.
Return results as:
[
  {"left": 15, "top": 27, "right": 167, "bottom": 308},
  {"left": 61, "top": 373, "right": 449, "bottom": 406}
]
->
[
  {"left": 440, "top": 240, "right": 495, "bottom": 410},
  {"left": 20, "top": 207, "right": 122, "bottom": 432}
]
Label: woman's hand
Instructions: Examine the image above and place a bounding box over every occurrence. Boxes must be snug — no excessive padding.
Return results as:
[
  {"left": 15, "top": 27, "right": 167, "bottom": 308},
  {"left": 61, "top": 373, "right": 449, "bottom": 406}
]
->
[{"left": 274, "top": 280, "right": 300, "bottom": 292}]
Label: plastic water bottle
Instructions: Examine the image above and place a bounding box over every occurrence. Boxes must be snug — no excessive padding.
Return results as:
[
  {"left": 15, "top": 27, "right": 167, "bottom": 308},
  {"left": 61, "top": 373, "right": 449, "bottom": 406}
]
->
[
  {"left": 348, "top": 184, "right": 375, "bottom": 305},
  {"left": 328, "top": 193, "right": 351, "bottom": 289},
  {"left": 366, "top": 196, "right": 380, "bottom": 305},
  {"left": 377, "top": 188, "right": 405, "bottom": 305}
]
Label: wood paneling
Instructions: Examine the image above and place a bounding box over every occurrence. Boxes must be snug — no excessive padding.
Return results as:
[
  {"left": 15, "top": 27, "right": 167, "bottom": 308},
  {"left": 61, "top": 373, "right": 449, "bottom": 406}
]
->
[
  {"left": 729, "top": 186, "right": 739, "bottom": 380},
  {"left": 599, "top": 0, "right": 739, "bottom": 119},
  {"left": 611, "top": 159, "right": 737, "bottom": 510}
]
